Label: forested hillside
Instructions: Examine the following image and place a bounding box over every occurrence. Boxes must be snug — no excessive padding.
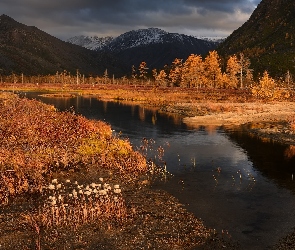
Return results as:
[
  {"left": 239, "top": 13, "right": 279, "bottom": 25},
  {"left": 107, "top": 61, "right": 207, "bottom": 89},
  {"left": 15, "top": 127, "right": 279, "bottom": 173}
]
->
[
  {"left": 218, "top": 0, "right": 295, "bottom": 77},
  {"left": 0, "top": 15, "right": 126, "bottom": 76}
]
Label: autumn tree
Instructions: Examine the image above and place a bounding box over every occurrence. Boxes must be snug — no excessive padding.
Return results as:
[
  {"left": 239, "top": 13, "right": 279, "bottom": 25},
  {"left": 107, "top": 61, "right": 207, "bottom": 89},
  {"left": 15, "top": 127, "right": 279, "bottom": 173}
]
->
[
  {"left": 204, "top": 51, "right": 222, "bottom": 88},
  {"left": 251, "top": 71, "right": 289, "bottom": 100},
  {"left": 237, "top": 53, "right": 252, "bottom": 88},
  {"left": 131, "top": 65, "right": 137, "bottom": 84},
  {"left": 152, "top": 69, "right": 157, "bottom": 80},
  {"left": 102, "top": 69, "right": 109, "bottom": 84},
  {"left": 169, "top": 58, "right": 183, "bottom": 87},
  {"left": 285, "top": 70, "right": 293, "bottom": 88},
  {"left": 156, "top": 70, "right": 168, "bottom": 87},
  {"left": 181, "top": 54, "right": 204, "bottom": 88},
  {"left": 138, "top": 61, "right": 149, "bottom": 82},
  {"left": 226, "top": 55, "right": 240, "bottom": 88}
]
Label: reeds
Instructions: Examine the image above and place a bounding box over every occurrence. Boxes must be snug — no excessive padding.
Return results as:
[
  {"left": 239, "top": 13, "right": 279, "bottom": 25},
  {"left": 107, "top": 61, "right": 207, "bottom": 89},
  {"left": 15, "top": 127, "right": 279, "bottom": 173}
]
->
[{"left": 33, "top": 178, "right": 126, "bottom": 229}]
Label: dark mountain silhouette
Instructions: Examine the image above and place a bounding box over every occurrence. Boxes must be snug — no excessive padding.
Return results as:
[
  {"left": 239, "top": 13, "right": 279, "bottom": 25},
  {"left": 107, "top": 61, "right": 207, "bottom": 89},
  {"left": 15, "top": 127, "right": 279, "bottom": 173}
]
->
[
  {"left": 0, "top": 15, "right": 126, "bottom": 76},
  {"left": 217, "top": 0, "right": 295, "bottom": 77},
  {"left": 68, "top": 28, "right": 219, "bottom": 71}
]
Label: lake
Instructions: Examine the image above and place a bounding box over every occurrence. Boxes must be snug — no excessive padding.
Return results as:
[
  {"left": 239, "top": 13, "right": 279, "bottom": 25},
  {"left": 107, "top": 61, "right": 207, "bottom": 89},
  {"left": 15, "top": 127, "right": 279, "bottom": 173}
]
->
[{"left": 22, "top": 92, "right": 295, "bottom": 249}]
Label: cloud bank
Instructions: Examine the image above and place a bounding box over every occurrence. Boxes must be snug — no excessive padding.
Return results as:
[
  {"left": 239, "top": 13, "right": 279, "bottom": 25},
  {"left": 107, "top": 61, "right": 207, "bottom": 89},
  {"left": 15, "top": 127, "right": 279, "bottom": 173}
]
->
[{"left": 0, "top": 0, "right": 261, "bottom": 40}]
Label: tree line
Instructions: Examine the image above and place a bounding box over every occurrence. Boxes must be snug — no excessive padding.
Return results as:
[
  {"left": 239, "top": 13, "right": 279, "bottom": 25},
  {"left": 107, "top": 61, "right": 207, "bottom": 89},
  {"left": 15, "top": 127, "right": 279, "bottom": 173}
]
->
[{"left": 0, "top": 50, "right": 294, "bottom": 91}]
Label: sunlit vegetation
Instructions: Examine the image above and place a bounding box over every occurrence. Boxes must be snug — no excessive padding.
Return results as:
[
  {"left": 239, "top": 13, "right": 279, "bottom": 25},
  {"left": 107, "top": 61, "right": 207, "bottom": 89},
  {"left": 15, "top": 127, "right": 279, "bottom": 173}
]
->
[
  {"left": 1, "top": 51, "right": 294, "bottom": 102},
  {"left": 24, "top": 178, "right": 126, "bottom": 229},
  {"left": 0, "top": 92, "right": 236, "bottom": 249},
  {"left": 0, "top": 92, "right": 146, "bottom": 204},
  {"left": 251, "top": 71, "right": 291, "bottom": 100}
]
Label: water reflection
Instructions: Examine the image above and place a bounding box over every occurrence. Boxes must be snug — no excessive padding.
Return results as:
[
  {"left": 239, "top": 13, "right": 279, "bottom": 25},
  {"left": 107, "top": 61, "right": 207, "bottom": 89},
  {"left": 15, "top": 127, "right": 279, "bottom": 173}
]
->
[
  {"left": 21, "top": 92, "right": 295, "bottom": 249},
  {"left": 227, "top": 128, "right": 295, "bottom": 193}
]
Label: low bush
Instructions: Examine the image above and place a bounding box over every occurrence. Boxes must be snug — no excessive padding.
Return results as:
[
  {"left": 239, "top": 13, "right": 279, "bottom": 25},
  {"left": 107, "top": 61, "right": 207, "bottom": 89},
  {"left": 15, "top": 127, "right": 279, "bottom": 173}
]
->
[{"left": 0, "top": 93, "right": 146, "bottom": 204}]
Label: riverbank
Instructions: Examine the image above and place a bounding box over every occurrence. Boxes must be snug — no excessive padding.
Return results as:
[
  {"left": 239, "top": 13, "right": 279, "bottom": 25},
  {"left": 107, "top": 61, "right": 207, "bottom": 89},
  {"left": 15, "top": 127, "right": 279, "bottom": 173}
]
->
[
  {"left": 0, "top": 92, "right": 238, "bottom": 249},
  {"left": 2, "top": 83, "right": 295, "bottom": 248},
  {"left": 182, "top": 102, "right": 295, "bottom": 146}
]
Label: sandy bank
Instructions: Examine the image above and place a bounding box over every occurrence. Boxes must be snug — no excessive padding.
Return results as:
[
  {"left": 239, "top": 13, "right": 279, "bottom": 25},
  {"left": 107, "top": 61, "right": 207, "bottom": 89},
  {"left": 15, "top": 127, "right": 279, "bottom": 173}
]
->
[{"left": 183, "top": 102, "right": 295, "bottom": 127}]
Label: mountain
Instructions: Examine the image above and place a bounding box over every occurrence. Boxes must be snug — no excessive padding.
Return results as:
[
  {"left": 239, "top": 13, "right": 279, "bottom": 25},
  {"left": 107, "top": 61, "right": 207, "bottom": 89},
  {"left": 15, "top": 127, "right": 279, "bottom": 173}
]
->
[
  {"left": 67, "top": 35, "right": 114, "bottom": 51},
  {"left": 0, "top": 15, "right": 126, "bottom": 76},
  {"left": 68, "top": 28, "right": 219, "bottom": 70},
  {"left": 217, "top": 0, "right": 295, "bottom": 77}
]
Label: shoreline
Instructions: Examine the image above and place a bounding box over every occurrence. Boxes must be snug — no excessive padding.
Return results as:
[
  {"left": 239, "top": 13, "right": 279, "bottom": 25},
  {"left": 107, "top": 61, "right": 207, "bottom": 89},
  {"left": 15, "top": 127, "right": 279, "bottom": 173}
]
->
[{"left": 1, "top": 84, "right": 295, "bottom": 248}]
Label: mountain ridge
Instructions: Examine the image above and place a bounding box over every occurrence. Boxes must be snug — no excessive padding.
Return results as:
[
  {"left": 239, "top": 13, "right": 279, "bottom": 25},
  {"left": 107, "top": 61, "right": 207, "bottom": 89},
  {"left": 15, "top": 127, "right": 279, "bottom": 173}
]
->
[
  {"left": 68, "top": 28, "right": 219, "bottom": 70},
  {"left": 0, "top": 14, "right": 126, "bottom": 76},
  {"left": 217, "top": 0, "right": 295, "bottom": 77}
]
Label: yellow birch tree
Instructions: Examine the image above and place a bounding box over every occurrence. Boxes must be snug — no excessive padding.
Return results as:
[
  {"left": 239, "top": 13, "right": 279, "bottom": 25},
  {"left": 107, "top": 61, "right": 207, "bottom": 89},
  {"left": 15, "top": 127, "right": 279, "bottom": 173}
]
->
[
  {"left": 204, "top": 51, "right": 222, "bottom": 88},
  {"left": 169, "top": 58, "right": 183, "bottom": 87},
  {"left": 181, "top": 54, "right": 204, "bottom": 88}
]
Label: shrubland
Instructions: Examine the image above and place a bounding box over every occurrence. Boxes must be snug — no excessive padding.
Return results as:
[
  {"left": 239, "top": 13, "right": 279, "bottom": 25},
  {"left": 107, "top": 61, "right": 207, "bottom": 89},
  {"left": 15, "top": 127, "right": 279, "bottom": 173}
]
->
[{"left": 0, "top": 92, "right": 146, "bottom": 204}]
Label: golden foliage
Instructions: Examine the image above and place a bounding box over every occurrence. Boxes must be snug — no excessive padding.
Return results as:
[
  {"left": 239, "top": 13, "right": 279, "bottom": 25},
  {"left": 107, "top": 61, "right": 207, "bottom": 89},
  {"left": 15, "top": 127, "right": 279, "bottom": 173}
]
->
[
  {"left": 0, "top": 93, "right": 146, "bottom": 204},
  {"left": 251, "top": 71, "right": 290, "bottom": 100}
]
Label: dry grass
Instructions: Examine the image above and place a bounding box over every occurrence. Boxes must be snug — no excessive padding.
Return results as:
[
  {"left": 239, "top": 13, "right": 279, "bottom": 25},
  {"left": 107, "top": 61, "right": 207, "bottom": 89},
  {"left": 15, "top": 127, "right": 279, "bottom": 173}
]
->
[
  {"left": 0, "top": 88, "right": 245, "bottom": 249},
  {"left": 23, "top": 178, "right": 126, "bottom": 231},
  {"left": 0, "top": 92, "right": 146, "bottom": 204}
]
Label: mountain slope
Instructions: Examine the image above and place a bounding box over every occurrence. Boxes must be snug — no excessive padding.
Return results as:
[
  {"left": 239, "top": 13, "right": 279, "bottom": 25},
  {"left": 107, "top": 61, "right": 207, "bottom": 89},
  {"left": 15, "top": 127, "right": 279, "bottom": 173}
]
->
[
  {"left": 0, "top": 15, "right": 125, "bottom": 76},
  {"left": 68, "top": 28, "right": 219, "bottom": 70},
  {"left": 67, "top": 35, "right": 114, "bottom": 51},
  {"left": 217, "top": 0, "right": 295, "bottom": 77}
]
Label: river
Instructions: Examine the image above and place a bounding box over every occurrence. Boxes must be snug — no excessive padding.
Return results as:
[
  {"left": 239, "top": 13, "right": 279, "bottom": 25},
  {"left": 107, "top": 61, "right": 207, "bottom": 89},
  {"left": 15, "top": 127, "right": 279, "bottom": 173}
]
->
[{"left": 22, "top": 92, "right": 295, "bottom": 249}]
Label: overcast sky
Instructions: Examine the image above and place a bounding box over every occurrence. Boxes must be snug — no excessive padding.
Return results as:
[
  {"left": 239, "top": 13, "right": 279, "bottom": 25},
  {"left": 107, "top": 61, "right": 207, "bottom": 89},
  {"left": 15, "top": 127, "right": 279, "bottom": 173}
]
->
[{"left": 1, "top": 0, "right": 261, "bottom": 40}]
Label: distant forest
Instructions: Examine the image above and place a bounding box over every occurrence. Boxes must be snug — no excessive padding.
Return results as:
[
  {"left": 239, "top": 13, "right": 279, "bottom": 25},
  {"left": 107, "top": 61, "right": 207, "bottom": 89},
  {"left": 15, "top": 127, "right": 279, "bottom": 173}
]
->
[{"left": 1, "top": 51, "right": 293, "bottom": 92}]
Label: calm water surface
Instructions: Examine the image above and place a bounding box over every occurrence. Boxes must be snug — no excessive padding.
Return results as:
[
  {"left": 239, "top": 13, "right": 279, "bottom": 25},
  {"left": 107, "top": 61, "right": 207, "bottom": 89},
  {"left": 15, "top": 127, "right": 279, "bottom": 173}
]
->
[{"left": 23, "top": 92, "right": 295, "bottom": 249}]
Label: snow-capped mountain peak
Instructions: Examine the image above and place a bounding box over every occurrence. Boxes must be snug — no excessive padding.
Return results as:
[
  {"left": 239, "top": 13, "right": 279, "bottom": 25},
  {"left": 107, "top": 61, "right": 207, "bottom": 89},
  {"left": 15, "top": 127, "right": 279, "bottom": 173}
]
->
[
  {"left": 67, "top": 28, "right": 222, "bottom": 53},
  {"left": 67, "top": 35, "right": 114, "bottom": 50}
]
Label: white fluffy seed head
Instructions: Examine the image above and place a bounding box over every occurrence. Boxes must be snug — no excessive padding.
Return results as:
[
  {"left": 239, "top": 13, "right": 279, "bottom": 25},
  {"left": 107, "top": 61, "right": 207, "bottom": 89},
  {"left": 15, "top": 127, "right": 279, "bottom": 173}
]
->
[
  {"left": 99, "top": 190, "right": 107, "bottom": 195},
  {"left": 48, "top": 184, "right": 55, "bottom": 190},
  {"left": 52, "top": 179, "right": 58, "bottom": 184},
  {"left": 99, "top": 177, "right": 103, "bottom": 182},
  {"left": 56, "top": 184, "right": 62, "bottom": 189},
  {"left": 114, "top": 184, "right": 120, "bottom": 189},
  {"left": 114, "top": 189, "right": 121, "bottom": 194},
  {"left": 66, "top": 179, "right": 71, "bottom": 183}
]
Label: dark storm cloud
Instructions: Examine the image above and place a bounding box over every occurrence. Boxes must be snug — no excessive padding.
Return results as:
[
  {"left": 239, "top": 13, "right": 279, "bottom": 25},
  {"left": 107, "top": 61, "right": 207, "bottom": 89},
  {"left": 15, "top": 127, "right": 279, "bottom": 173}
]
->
[{"left": 0, "top": 0, "right": 261, "bottom": 39}]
